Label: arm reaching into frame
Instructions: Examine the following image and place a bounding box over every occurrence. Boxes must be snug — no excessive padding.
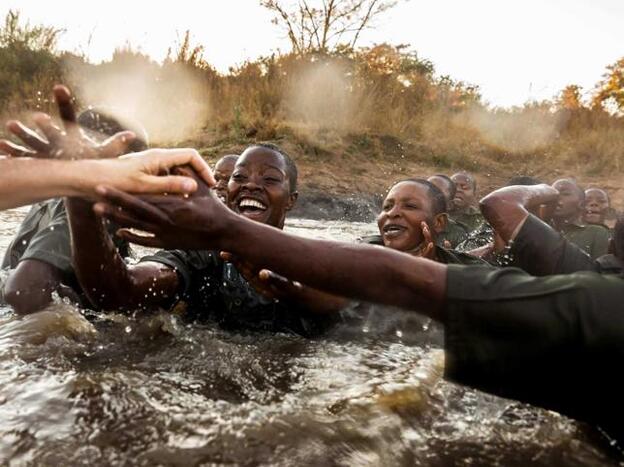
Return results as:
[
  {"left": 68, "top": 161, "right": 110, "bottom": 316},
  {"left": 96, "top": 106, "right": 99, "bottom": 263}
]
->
[
  {"left": 0, "top": 149, "right": 214, "bottom": 210},
  {"left": 94, "top": 185, "right": 448, "bottom": 320}
]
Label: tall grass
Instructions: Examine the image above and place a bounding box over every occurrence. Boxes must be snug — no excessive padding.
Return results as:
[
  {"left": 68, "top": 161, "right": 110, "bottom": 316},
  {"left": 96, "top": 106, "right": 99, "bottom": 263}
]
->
[{"left": 2, "top": 10, "right": 624, "bottom": 176}]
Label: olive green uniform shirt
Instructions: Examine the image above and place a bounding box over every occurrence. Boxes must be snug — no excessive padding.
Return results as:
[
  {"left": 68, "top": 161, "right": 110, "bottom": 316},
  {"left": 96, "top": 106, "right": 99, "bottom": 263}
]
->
[
  {"left": 436, "top": 217, "right": 469, "bottom": 249},
  {"left": 558, "top": 221, "right": 610, "bottom": 260},
  {"left": 444, "top": 265, "right": 624, "bottom": 442},
  {"left": 450, "top": 205, "right": 485, "bottom": 233}
]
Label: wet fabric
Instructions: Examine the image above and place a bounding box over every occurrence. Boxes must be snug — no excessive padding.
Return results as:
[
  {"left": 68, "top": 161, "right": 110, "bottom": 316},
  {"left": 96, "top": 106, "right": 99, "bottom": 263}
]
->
[
  {"left": 436, "top": 217, "right": 469, "bottom": 249},
  {"left": 509, "top": 214, "right": 597, "bottom": 275},
  {"left": 449, "top": 206, "right": 485, "bottom": 233},
  {"left": 455, "top": 223, "right": 494, "bottom": 253},
  {"left": 360, "top": 235, "right": 487, "bottom": 265},
  {"left": 2, "top": 199, "right": 130, "bottom": 272},
  {"left": 559, "top": 221, "right": 610, "bottom": 259},
  {"left": 444, "top": 264, "right": 624, "bottom": 442},
  {"left": 142, "top": 249, "right": 336, "bottom": 337},
  {"left": 2, "top": 200, "right": 60, "bottom": 270}
]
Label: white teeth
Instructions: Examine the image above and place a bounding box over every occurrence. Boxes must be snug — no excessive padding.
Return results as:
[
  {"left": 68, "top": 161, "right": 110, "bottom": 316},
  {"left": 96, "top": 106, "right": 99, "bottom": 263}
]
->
[{"left": 239, "top": 198, "right": 267, "bottom": 210}]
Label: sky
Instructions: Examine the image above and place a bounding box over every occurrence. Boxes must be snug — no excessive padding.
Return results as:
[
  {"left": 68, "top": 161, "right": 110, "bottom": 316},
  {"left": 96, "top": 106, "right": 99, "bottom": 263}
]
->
[{"left": 2, "top": 0, "right": 623, "bottom": 107}]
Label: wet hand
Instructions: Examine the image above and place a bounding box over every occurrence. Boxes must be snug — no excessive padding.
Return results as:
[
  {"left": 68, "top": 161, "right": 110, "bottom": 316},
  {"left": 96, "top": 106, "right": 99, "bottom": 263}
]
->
[
  {"left": 93, "top": 165, "right": 226, "bottom": 250},
  {"left": 220, "top": 251, "right": 303, "bottom": 302},
  {"left": 418, "top": 222, "right": 436, "bottom": 260},
  {"left": 0, "top": 85, "right": 135, "bottom": 160}
]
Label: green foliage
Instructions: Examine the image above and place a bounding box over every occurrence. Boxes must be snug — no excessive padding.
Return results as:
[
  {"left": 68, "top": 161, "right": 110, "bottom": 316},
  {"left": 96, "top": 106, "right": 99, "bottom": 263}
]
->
[{"left": 0, "top": 10, "right": 63, "bottom": 110}]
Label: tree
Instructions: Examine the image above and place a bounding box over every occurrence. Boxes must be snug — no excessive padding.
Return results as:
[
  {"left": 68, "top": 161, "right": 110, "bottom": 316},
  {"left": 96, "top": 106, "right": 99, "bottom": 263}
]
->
[
  {"left": 592, "top": 58, "right": 624, "bottom": 113},
  {"left": 260, "top": 0, "right": 399, "bottom": 54},
  {"left": 558, "top": 84, "right": 583, "bottom": 111},
  {"left": 0, "top": 9, "right": 63, "bottom": 51}
]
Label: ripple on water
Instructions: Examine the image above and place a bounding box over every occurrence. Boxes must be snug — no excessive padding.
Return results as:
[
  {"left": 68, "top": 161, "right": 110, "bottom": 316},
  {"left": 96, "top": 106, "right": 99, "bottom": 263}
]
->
[{"left": 0, "top": 211, "right": 618, "bottom": 465}]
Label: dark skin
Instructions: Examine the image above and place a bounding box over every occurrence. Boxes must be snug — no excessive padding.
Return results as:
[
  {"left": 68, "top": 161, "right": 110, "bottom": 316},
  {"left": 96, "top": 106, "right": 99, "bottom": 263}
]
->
[
  {"left": 213, "top": 154, "right": 238, "bottom": 202},
  {"left": 427, "top": 175, "right": 453, "bottom": 212},
  {"left": 450, "top": 172, "right": 477, "bottom": 212},
  {"left": 1, "top": 86, "right": 135, "bottom": 314},
  {"left": 377, "top": 181, "right": 445, "bottom": 260},
  {"left": 479, "top": 184, "right": 559, "bottom": 243},
  {"left": 93, "top": 182, "right": 448, "bottom": 320},
  {"left": 584, "top": 188, "right": 610, "bottom": 226},
  {"left": 68, "top": 143, "right": 345, "bottom": 315},
  {"left": 551, "top": 179, "right": 584, "bottom": 229}
]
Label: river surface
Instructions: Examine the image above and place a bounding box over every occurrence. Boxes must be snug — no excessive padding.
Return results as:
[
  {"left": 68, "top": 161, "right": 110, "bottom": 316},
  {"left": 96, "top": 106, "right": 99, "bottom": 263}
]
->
[{"left": 0, "top": 208, "right": 618, "bottom": 466}]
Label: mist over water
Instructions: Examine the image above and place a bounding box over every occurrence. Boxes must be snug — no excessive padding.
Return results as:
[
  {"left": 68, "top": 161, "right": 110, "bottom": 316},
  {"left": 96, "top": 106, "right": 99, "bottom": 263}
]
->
[
  {"left": 0, "top": 210, "right": 616, "bottom": 466},
  {"left": 285, "top": 60, "right": 356, "bottom": 131},
  {"left": 64, "top": 57, "right": 212, "bottom": 144}
]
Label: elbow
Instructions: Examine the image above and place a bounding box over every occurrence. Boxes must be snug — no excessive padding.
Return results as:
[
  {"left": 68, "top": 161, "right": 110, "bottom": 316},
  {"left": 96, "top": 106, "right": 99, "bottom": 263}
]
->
[
  {"left": 479, "top": 194, "right": 502, "bottom": 220},
  {"left": 3, "top": 282, "right": 51, "bottom": 315}
]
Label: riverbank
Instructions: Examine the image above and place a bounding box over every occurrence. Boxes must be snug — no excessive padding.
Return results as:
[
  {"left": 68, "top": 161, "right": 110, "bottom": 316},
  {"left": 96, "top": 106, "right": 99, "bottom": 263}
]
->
[{"left": 189, "top": 128, "right": 624, "bottom": 221}]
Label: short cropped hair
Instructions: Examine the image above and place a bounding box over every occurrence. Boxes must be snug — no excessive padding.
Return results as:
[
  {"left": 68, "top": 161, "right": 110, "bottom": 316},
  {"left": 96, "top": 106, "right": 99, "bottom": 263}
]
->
[
  {"left": 432, "top": 174, "right": 457, "bottom": 200},
  {"left": 399, "top": 178, "right": 447, "bottom": 217},
  {"left": 554, "top": 178, "right": 585, "bottom": 203},
  {"left": 253, "top": 142, "right": 298, "bottom": 193}
]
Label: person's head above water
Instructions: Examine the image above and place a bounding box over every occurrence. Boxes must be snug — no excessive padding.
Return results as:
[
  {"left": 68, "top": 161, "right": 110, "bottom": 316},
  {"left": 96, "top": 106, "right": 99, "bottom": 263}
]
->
[
  {"left": 450, "top": 172, "right": 477, "bottom": 211},
  {"left": 377, "top": 179, "right": 446, "bottom": 253},
  {"left": 427, "top": 174, "right": 455, "bottom": 212},
  {"left": 228, "top": 143, "right": 298, "bottom": 229},
  {"left": 77, "top": 107, "right": 148, "bottom": 153},
  {"left": 213, "top": 154, "right": 239, "bottom": 202},
  {"left": 584, "top": 188, "right": 610, "bottom": 226},
  {"left": 552, "top": 178, "right": 584, "bottom": 223}
]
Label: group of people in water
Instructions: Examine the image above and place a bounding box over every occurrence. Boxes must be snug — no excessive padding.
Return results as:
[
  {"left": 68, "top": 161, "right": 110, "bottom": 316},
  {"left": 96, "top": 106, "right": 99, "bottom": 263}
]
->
[{"left": 1, "top": 85, "right": 624, "bottom": 449}]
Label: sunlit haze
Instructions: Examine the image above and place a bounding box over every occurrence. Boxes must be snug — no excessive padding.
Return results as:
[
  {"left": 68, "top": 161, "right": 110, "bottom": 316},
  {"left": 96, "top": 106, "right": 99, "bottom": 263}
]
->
[{"left": 2, "top": 0, "right": 623, "bottom": 107}]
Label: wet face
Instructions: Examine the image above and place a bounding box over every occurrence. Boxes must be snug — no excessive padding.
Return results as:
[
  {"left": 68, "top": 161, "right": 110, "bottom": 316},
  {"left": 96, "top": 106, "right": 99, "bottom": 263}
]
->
[
  {"left": 228, "top": 147, "right": 297, "bottom": 229},
  {"left": 584, "top": 188, "right": 610, "bottom": 225},
  {"left": 451, "top": 173, "right": 476, "bottom": 210},
  {"left": 427, "top": 176, "right": 452, "bottom": 211},
  {"left": 377, "top": 181, "right": 436, "bottom": 253},
  {"left": 552, "top": 180, "right": 583, "bottom": 221},
  {"left": 213, "top": 156, "right": 238, "bottom": 202}
]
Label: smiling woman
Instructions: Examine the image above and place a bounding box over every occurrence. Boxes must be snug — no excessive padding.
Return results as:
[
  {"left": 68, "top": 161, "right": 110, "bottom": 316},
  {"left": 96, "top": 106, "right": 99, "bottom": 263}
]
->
[{"left": 228, "top": 144, "right": 299, "bottom": 229}]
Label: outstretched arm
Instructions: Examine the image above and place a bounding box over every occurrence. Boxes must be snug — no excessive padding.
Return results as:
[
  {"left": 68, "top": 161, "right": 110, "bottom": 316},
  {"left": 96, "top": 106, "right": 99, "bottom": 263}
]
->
[
  {"left": 95, "top": 187, "right": 449, "bottom": 321},
  {"left": 479, "top": 184, "right": 559, "bottom": 243}
]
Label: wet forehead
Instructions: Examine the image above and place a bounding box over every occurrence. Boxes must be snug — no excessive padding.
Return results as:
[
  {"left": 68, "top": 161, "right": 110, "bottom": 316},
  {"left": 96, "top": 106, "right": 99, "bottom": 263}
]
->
[
  {"left": 387, "top": 181, "right": 430, "bottom": 202},
  {"left": 236, "top": 147, "right": 286, "bottom": 173},
  {"left": 553, "top": 180, "right": 579, "bottom": 193},
  {"left": 585, "top": 188, "right": 608, "bottom": 201},
  {"left": 451, "top": 173, "right": 474, "bottom": 186}
]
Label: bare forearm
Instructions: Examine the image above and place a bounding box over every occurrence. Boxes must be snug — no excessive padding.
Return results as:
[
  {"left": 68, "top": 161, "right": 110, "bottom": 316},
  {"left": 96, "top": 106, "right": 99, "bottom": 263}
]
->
[
  {"left": 219, "top": 214, "right": 447, "bottom": 320},
  {"left": 65, "top": 197, "right": 133, "bottom": 309},
  {"left": 0, "top": 159, "right": 90, "bottom": 209},
  {"left": 480, "top": 184, "right": 558, "bottom": 242}
]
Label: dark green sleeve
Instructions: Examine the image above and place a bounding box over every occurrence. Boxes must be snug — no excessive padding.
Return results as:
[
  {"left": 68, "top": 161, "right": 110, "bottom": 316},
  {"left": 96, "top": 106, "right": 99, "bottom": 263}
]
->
[
  {"left": 19, "top": 201, "right": 73, "bottom": 274},
  {"left": 140, "top": 249, "right": 218, "bottom": 297},
  {"left": 444, "top": 265, "right": 624, "bottom": 436},
  {"left": 510, "top": 214, "right": 597, "bottom": 275}
]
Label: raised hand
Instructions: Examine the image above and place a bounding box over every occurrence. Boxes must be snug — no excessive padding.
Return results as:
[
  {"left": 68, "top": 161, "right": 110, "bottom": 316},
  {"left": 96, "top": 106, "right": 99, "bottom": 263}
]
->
[
  {"left": 93, "top": 165, "right": 228, "bottom": 250},
  {"left": 0, "top": 85, "right": 134, "bottom": 160},
  {"left": 418, "top": 221, "right": 436, "bottom": 260},
  {"left": 220, "top": 251, "right": 348, "bottom": 314}
]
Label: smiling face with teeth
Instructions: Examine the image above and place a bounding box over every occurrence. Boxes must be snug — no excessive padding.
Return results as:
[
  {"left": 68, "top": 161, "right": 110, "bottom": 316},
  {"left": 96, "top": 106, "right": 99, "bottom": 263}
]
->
[
  {"left": 377, "top": 181, "right": 446, "bottom": 254},
  {"left": 227, "top": 146, "right": 298, "bottom": 228}
]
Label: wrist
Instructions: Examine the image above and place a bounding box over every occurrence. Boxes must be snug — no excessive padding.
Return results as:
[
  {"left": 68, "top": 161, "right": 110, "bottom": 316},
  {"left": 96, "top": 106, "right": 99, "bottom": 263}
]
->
[{"left": 68, "top": 160, "right": 100, "bottom": 197}]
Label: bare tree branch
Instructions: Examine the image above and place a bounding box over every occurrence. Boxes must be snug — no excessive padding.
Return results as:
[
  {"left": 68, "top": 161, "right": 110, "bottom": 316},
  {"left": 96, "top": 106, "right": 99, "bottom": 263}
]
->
[{"left": 261, "top": 0, "right": 400, "bottom": 54}]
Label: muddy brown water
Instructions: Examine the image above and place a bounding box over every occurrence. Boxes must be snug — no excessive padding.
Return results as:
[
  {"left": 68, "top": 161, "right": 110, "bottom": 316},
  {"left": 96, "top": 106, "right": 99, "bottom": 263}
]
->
[{"left": 0, "top": 208, "right": 618, "bottom": 466}]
